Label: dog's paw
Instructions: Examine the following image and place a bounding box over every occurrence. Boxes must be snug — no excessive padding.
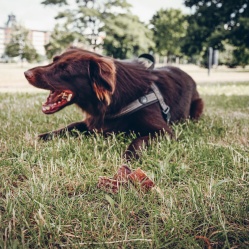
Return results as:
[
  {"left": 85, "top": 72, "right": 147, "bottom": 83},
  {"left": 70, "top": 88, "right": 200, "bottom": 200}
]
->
[{"left": 38, "top": 132, "right": 54, "bottom": 141}]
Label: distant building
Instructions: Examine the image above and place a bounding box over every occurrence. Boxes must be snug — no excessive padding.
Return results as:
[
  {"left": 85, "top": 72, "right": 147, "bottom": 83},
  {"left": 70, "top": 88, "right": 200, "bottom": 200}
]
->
[
  {"left": 28, "top": 29, "right": 51, "bottom": 56},
  {"left": 0, "top": 14, "right": 51, "bottom": 59}
]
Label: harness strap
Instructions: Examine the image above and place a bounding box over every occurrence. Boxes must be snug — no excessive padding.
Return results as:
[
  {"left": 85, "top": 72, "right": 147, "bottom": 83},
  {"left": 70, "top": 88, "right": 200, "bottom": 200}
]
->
[
  {"left": 106, "top": 92, "right": 158, "bottom": 119},
  {"left": 106, "top": 83, "right": 171, "bottom": 123},
  {"left": 150, "top": 83, "right": 171, "bottom": 123}
]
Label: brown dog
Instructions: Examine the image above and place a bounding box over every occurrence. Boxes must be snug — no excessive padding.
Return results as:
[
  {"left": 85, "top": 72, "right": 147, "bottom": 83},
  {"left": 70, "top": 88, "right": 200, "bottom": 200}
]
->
[{"left": 24, "top": 48, "right": 204, "bottom": 159}]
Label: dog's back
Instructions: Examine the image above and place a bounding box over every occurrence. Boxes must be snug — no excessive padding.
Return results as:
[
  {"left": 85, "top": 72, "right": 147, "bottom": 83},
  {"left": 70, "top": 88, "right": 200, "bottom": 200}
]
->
[{"left": 152, "top": 65, "right": 204, "bottom": 122}]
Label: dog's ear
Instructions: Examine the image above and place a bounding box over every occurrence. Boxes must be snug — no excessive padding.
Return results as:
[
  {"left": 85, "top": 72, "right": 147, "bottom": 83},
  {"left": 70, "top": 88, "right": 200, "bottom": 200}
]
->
[{"left": 89, "top": 57, "right": 116, "bottom": 105}]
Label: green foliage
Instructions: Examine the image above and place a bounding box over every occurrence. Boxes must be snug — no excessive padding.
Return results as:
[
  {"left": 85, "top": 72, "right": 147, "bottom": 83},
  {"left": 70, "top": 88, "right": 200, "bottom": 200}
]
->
[
  {"left": 42, "top": 0, "right": 153, "bottom": 58},
  {"left": 185, "top": 0, "right": 249, "bottom": 28},
  {"left": 41, "top": 0, "right": 67, "bottom": 5},
  {"left": 45, "top": 24, "right": 86, "bottom": 59},
  {"left": 150, "top": 9, "right": 188, "bottom": 58},
  {"left": 182, "top": 15, "right": 227, "bottom": 58},
  {"left": 218, "top": 42, "right": 249, "bottom": 68},
  {"left": 227, "top": 16, "right": 249, "bottom": 48},
  {"left": 183, "top": 0, "right": 249, "bottom": 66},
  {"left": 0, "top": 82, "right": 249, "bottom": 248},
  {"left": 233, "top": 46, "right": 249, "bottom": 68},
  {"left": 5, "top": 24, "right": 39, "bottom": 62},
  {"left": 218, "top": 42, "right": 238, "bottom": 67},
  {"left": 103, "top": 14, "right": 154, "bottom": 58},
  {"left": 41, "top": 0, "right": 249, "bottom": 65}
]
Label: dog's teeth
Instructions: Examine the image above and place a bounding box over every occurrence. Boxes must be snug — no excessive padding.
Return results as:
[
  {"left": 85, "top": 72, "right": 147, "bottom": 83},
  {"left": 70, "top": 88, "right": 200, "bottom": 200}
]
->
[
  {"left": 67, "top": 94, "right": 72, "bottom": 101},
  {"left": 43, "top": 106, "right": 50, "bottom": 111}
]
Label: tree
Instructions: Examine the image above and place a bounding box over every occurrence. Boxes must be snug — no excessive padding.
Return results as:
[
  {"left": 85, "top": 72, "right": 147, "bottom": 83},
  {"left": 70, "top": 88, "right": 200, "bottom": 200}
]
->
[
  {"left": 42, "top": 0, "right": 131, "bottom": 47},
  {"left": 42, "top": 0, "right": 153, "bottom": 58},
  {"left": 5, "top": 24, "right": 39, "bottom": 62},
  {"left": 184, "top": 0, "right": 249, "bottom": 29},
  {"left": 45, "top": 24, "right": 86, "bottom": 58},
  {"left": 183, "top": 0, "right": 249, "bottom": 65},
  {"left": 103, "top": 13, "right": 154, "bottom": 58},
  {"left": 233, "top": 46, "right": 249, "bottom": 68},
  {"left": 150, "top": 8, "right": 188, "bottom": 60}
]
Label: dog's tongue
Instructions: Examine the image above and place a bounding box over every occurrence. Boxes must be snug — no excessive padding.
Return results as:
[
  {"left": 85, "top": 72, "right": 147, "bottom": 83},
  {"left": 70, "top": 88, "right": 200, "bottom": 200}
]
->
[
  {"left": 42, "top": 90, "right": 73, "bottom": 114},
  {"left": 47, "top": 90, "right": 63, "bottom": 104}
]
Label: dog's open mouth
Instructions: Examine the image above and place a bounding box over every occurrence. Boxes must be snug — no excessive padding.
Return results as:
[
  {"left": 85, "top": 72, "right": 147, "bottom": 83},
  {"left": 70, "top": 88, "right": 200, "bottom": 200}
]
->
[{"left": 42, "top": 90, "right": 74, "bottom": 114}]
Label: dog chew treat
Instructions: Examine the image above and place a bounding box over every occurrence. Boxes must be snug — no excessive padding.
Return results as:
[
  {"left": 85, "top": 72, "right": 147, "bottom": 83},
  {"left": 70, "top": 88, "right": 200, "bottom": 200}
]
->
[
  {"left": 98, "top": 165, "right": 131, "bottom": 194},
  {"left": 98, "top": 166, "right": 156, "bottom": 194},
  {"left": 113, "top": 165, "right": 132, "bottom": 181},
  {"left": 97, "top": 177, "right": 126, "bottom": 194},
  {"left": 128, "top": 168, "right": 155, "bottom": 191}
]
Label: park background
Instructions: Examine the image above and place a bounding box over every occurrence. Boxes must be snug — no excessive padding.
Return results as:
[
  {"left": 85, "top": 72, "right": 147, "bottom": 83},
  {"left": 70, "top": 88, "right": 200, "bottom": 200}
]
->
[{"left": 0, "top": 1, "right": 248, "bottom": 248}]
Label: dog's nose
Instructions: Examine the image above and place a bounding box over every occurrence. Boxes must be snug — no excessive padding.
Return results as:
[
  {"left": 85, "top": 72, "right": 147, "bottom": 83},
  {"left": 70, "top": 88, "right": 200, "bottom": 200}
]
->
[{"left": 24, "top": 70, "right": 34, "bottom": 81}]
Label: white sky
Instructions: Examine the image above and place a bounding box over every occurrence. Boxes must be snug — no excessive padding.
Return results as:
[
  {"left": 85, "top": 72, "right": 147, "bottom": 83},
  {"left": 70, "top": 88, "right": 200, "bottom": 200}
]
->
[{"left": 0, "top": 0, "right": 189, "bottom": 31}]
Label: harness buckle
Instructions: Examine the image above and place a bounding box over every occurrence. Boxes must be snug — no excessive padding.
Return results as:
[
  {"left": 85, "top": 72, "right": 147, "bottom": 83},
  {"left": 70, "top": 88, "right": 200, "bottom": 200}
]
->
[{"left": 162, "top": 106, "right": 171, "bottom": 123}]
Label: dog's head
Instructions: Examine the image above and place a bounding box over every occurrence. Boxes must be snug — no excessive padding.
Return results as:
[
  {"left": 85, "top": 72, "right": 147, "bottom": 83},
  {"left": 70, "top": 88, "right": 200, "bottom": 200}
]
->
[{"left": 24, "top": 49, "right": 116, "bottom": 115}]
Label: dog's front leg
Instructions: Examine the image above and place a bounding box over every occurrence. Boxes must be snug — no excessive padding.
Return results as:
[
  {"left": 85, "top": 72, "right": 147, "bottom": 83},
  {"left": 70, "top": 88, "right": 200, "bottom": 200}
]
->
[
  {"left": 124, "top": 125, "right": 173, "bottom": 160},
  {"left": 124, "top": 135, "right": 151, "bottom": 160},
  {"left": 38, "top": 121, "right": 89, "bottom": 140}
]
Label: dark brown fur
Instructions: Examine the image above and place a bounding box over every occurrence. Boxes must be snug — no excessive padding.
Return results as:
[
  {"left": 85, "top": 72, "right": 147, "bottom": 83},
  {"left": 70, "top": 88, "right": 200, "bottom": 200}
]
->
[{"left": 24, "top": 48, "right": 204, "bottom": 160}]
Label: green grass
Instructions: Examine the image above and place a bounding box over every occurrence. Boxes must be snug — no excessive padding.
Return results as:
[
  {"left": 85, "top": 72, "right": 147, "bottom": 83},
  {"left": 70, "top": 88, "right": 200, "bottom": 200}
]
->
[{"left": 0, "top": 82, "right": 249, "bottom": 248}]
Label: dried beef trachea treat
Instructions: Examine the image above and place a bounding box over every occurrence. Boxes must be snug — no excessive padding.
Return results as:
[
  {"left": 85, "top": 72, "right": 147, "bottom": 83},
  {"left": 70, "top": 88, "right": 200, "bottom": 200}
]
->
[
  {"left": 97, "top": 176, "right": 126, "bottom": 194},
  {"left": 128, "top": 168, "right": 155, "bottom": 191},
  {"left": 98, "top": 166, "right": 156, "bottom": 194},
  {"left": 113, "top": 165, "right": 132, "bottom": 181}
]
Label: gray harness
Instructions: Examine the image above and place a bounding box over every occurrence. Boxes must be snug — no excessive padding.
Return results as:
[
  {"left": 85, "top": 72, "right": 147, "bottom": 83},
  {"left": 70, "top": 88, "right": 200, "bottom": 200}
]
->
[
  {"left": 106, "top": 82, "right": 171, "bottom": 122},
  {"left": 106, "top": 54, "right": 171, "bottom": 123}
]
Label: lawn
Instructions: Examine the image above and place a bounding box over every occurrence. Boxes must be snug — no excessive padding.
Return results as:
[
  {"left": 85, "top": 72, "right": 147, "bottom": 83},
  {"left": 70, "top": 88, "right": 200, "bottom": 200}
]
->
[{"left": 0, "top": 82, "right": 248, "bottom": 248}]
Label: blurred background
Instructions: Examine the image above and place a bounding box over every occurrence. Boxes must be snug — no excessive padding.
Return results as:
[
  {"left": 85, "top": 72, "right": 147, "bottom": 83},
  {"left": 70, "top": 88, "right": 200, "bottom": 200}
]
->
[{"left": 0, "top": 0, "right": 249, "bottom": 91}]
